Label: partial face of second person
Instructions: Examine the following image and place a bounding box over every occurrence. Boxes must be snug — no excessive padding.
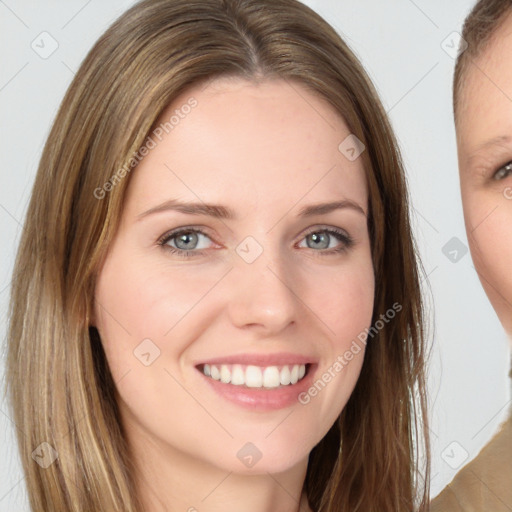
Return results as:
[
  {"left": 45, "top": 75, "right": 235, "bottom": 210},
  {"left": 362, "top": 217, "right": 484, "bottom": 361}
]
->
[
  {"left": 457, "top": 11, "right": 512, "bottom": 336},
  {"left": 92, "top": 77, "right": 374, "bottom": 480}
]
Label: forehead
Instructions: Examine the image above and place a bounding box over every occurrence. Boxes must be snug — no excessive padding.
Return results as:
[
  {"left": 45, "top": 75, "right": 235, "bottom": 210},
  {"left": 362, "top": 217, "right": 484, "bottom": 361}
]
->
[
  {"left": 457, "top": 13, "right": 512, "bottom": 159},
  {"left": 125, "top": 78, "right": 368, "bottom": 214}
]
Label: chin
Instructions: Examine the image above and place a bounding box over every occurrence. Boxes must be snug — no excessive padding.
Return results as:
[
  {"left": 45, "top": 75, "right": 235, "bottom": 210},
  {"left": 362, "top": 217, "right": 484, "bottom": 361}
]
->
[{"left": 209, "top": 435, "right": 313, "bottom": 476}]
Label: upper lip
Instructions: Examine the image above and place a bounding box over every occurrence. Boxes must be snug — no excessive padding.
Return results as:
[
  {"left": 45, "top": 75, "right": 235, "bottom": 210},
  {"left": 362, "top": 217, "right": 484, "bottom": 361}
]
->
[{"left": 195, "top": 352, "right": 317, "bottom": 367}]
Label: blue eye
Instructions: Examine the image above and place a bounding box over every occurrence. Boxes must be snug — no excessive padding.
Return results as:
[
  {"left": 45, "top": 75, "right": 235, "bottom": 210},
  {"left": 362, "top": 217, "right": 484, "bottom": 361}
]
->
[
  {"left": 298, "top": 228, "right": 354, "bottom": 254},
  {"left": 157, "top": 227, "right": 354, "bottom": 258},
  {"left": 493, "top": 161, "right": 512, "bottom": 180},
  {"left": 158, "top": 228, "right": 214, "bottom": 256}
]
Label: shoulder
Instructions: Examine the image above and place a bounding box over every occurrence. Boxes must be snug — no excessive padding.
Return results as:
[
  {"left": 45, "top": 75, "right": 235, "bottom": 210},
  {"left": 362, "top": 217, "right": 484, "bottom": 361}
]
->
[
  {"left": 430, "top": 416, "right": 512, "bottom": 512},
  {"left": 430, "top": 485, "right": 464, "bottom": 512}
]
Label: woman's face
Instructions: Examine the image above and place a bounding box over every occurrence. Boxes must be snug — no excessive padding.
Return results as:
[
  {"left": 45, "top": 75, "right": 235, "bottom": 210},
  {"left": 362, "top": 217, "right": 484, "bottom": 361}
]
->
[
  {"left": 457, "top": 12, "right": 512, "bottom": 336},
  {"left": 93, "top": 77, "right": 374, "bottom": 475}
]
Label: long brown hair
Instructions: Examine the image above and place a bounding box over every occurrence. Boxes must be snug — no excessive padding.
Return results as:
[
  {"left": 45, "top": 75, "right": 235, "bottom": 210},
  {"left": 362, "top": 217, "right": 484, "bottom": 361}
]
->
[{"left": 5, "top": 0, "right": 430, "bottom": 510}]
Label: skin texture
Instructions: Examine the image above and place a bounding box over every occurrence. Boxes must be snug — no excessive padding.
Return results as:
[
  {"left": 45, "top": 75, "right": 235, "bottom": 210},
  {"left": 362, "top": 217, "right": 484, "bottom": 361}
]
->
[
  {"left": 456, "top": 11, "right": 512, "bottom": 337},
  {"left": 92, "top": 77, "right": 375, "bottom": 512}
]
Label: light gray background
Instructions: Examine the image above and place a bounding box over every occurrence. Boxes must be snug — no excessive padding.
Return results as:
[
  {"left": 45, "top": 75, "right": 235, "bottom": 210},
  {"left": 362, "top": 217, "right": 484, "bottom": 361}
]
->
[{"left": 1, "top": 1, "right": 510, "bottom": 509}]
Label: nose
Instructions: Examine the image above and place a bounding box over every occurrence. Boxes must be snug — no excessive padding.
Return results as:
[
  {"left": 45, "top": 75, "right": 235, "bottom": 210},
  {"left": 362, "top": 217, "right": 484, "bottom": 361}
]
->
[{"left": 227, "top": 244, "right": 299, "bottom": 334}]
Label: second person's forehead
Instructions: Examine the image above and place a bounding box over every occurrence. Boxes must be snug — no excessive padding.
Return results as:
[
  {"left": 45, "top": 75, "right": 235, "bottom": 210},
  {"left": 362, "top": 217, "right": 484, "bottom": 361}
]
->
[{"left": 458, "top": 47, "right": 512, "bottom": 157}]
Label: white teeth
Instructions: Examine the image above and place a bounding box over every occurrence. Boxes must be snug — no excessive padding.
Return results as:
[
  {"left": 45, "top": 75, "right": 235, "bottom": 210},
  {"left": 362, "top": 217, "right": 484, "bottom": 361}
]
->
[
  {"left": 280, "top": 366, "right": 291, "bottom": 385},
  {"left": 210, "top": 365, "right": 220, "bottom": 380},
  {"left": 220, "top": 364, "right": 231, "bottom": 383},
  {"left": 231, "top": 364, "right": 245, "bottom": 385},
  {"left": 202, "top": 363, "right": 307, "bottom": 388},
  {"left": 263, "top": 366, "right": 280, "bottom": 388},
  {"left": 245, "top": 365, "right": 263, "bottom": 388},
  {"left": 290, "top": 365, "right": 299, "bottom": 385}
]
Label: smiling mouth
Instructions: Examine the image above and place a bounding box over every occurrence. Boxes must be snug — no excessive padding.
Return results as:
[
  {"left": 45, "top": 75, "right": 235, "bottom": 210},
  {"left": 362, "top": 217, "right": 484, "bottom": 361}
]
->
[{"left": 197, "top": 363, "right": 310, "bottom": 389}]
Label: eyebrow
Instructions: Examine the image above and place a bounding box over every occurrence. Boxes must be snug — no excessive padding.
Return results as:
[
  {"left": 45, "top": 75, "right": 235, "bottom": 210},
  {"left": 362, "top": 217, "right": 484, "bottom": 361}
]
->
[
  {"left": 136, "top": 198, "right": 366, "bottom": 221},
  {"left": 466, "top": 134, "right": 512, "bottom": 166}
]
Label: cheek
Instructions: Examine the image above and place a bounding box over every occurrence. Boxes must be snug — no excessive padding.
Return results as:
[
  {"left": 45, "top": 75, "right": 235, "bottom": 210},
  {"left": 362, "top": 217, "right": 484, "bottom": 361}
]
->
[
  {"left": 464, "top": 192, "right": 512, "bottom": 282},
  {"left": 308, "top": 252, "right": 375, "bottom": 343},
  {"left": 92, "top": 252, "right": 235, "bottom": 442},
  {"left": 94, "top": 253, "right": 227, "bottom": 350},
  {"left": 296, "top": 251, "right": 374, "bottom": 400},
  {"left": 470, "top": 215, "right": 512, "bottom": 272},
  {"left": 463, "top": 191, "right": 512, "bottom": 326}
]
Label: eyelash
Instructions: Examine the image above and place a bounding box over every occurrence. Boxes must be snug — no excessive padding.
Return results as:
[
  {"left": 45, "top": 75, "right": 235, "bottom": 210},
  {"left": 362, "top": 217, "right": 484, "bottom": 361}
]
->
[
  {"left": 493, "top": 161, "right": 512, "bottom": 181},
  {"left": 157, "top": 226, "right": 354, "bottom": 258}
]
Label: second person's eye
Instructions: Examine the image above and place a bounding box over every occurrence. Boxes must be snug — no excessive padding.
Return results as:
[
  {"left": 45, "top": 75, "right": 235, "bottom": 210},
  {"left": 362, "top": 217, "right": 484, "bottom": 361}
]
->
[{"left": 493, "top": 161, "right": 512, "bottom": 180}]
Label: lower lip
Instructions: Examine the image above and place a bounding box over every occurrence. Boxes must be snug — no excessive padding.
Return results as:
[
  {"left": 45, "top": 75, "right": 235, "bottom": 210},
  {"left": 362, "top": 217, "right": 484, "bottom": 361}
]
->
[{"left": 197, "top": 365, "right": 317, "bottom": 411}]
